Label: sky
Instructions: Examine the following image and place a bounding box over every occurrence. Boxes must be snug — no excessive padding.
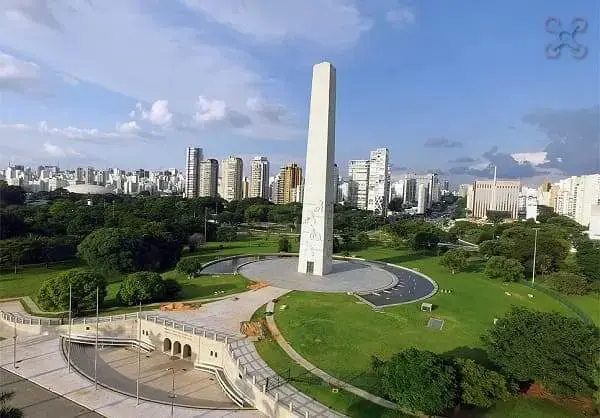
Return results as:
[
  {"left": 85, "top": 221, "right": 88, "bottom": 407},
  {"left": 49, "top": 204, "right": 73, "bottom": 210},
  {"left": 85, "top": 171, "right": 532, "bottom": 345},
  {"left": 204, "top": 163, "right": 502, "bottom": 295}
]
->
[{"left": 0, "top": 0, "right": 598, "bottom": 185}]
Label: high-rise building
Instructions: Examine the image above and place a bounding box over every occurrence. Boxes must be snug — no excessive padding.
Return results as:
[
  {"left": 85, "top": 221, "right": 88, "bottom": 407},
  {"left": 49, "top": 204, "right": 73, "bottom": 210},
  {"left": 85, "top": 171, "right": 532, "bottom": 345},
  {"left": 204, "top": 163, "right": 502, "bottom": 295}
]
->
[
  {"left": 367, "top": 148, "right": 390, "bottom": 215},
  {"left": 277, "top": 163, "right": 303, "bottom": 204},
  {"left": 85, "top": 166, "right": 95, "bottom": 185},
  {"left": 333, "top": 163, "right": 340, "bottom": 204},
  {"left": 468, "top": 179, "right": 521, "bottom": 219},
  {"left": 76, "top": 167, "right": 84, "bottom": 182},
  {"left": 242, "top": 176, "right": 250, "bottom": 199},
  {"left": 198, "top": 159, "right": 218, "bottom": 197},
  {"left": 250, "top": 156, "right": 269, "bottom": 199},
  {"left": 553, "top": 174, "right": 600, "bottom": 226},
  {"left": 221, "top": 156, "right": 243, "bottom": 201},
  {"left": 589, "top": 205, "right": 600, "bottom": 240},
  {"left": 348, "top": 160, "right": 369, "bottom": 209},
  {"left": 185, "top": 147, "right": 203, "bottom": 198},
  {"left": 417, "top": 183, "right": 427, "bottom": 214}
]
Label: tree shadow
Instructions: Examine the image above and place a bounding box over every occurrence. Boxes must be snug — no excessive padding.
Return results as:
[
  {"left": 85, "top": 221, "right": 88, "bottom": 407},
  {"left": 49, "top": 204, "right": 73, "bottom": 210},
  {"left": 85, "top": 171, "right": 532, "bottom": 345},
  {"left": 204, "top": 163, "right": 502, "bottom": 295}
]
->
[
  {"left": 380, "top": 252, "right": 434, "bottom": 265},
  {"left": 442, "top": 346, "right": 492, "bottom": 368}
]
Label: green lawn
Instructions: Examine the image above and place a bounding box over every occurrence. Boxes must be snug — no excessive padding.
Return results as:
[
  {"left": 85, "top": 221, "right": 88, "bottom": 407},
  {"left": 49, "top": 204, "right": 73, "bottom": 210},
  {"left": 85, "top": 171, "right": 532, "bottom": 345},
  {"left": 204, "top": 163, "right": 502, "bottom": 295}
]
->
[
  {"left": 272, "top": 246, "right": 576, "bottom": 392},
  {"left": 566, "top": 293, "right": 600, "bottom": 326},
  {"left": 482, "top": 398, "right": 584, "bottom": 418},
  {"left": 0, "top": 262, "right": 82, "bottom": 300}
]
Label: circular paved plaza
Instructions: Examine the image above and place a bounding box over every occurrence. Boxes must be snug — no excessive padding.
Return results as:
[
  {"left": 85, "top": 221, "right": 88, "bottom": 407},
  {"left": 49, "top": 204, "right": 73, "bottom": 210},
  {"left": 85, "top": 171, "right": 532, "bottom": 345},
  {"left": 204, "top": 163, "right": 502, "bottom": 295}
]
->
[{"left": 238, "top": 257, "right": 397, "bottom": 293}]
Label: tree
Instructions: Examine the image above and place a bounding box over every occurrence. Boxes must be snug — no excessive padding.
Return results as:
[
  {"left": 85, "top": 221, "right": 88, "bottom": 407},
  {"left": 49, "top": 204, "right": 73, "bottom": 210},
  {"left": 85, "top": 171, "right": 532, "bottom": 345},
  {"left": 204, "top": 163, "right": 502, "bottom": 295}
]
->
[
  {"left": 411, "top": 231, "right": 440, "bottom": 251},
  {"left": 0, "top": 182, "right": 26, "bottom": 206},
  {"left": 454, "top": 358, "right": 512, "bottom": 408},
  {"left": 77, "top": 228, "right": 140, "bottom": 273},
  {"left": 216, "top": 225, "right": 237, "bottom": 242},
  {"left": 188, "top": 233, "right": 204, "bottom": 252},
  {"left": 244, "top": 204, "right": 269, "bottom": 223},
  {"left": 175, "top": 256, "right": 204, "bottom": 278},
  {"left": 536, "top": 205, "right": 555, "bottom": 223},
  {"left": 575, "top": 239, "right": 600, "bottom": 282},
  {"left": 486, "top": 210, "right": 511, "bottom": 224},
  {"left": 387, "top": 197, "right": 404, "bottom": 212},
  {"left": 484, "top": 256, "right": 524, "bottom": 282},
  {"left": 0, "top": 211, "right": 27, "bottom": 239},
  {"left": 545, "top": 272, "right": 592, "bottom": 295},
  {"left": 440, "top": 248, "right": 470, "bottom": 274},
  {"left": 116, "top": 271, "right": 167, "bottom": 306},
  {"left": 278, "top": 236, "right": 291, "bottom": 252},
  {"left": 0, "top": 391, "right": 23, "bottom": 418},
  {"left": 372, "top": 349, "right": 458, "bottom": 415},
  {"left": 356, "top": 232, "right": 370, "bottom": 249},
  {"left": 482, "top": 306, "right": 600, "bottom": 396},
  {"left": 37, "top": 270, "right": 107, "bottom": 314}
]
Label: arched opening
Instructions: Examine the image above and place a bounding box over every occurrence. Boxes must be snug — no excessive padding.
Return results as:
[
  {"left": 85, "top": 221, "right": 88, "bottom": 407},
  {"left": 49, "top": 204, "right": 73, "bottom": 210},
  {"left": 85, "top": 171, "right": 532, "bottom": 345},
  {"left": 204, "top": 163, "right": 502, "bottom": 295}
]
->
[
  {"left": 183, "top": 344, "right": 192, "bottom": 359},
  {"left": 173, "top": 341, "right": 182, "bottom": 357},
  {"left": 163, "top": 338, "right": 172, "bottom": 353}
]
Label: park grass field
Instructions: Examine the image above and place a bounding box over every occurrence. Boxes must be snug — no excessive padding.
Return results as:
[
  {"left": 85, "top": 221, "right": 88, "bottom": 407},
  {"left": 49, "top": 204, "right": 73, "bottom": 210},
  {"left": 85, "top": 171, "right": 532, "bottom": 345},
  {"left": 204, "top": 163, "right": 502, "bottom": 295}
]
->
[
  {"left": 566, "top": 293, "right": 600, "bottom": 325},
  {"left": 270, "top": 246, "right": 580, "bottom": 394}
]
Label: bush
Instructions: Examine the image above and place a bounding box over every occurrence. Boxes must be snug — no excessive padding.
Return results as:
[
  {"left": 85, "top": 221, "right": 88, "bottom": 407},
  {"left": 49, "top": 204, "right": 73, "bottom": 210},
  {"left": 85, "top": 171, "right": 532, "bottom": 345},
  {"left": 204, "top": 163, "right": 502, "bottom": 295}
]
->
[
  {"left": 37, "top": 270, "right": 107, "bottom": 314},
  {"left": 216, "top": 225, "right": 237, "bottom": 242},
  {"left": 545, "top": 272, "right": 592, "bottom": 295},
  {"left": 357, "top": 232, "right": 370, "bottom": 249},
  {"left": 440, "top": 248, "right": 470, "bottom": 274},
  {"left": 454, "top": 358, "right": 512, "bottom": 408},
  {"left": 117, "top": 271, "right": 167, "bottom": 306},
  {"left": 163, "top": 278, "right": 182, "bottom": 298},
  {"left": 278, "top": 236, "right": 291, "bottom": 252}
]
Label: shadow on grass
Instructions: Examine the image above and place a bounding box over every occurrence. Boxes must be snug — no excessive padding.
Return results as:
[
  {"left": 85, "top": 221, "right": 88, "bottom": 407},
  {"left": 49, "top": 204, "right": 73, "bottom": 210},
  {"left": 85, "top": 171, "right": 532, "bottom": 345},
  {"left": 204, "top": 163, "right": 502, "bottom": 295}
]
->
[
  {"left": 347, "top": 398, "right": 409, "bottom": 417},
  {"left": 177, "top": 282, "right": 239, "bottom": 300},
  {"left": 380, "top": 252, "right": 435, "bottom": 265},
  {"left": 442, "top": 346, "right": 491, "bottom": 367}
]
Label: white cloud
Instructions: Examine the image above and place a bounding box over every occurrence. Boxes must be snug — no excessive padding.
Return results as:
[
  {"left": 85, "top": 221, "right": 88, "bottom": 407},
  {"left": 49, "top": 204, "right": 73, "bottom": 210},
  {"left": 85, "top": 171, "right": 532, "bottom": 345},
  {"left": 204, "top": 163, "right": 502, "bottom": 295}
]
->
[
  {"left": 0, "top": 120, "right": 162, "bottom": 143},
  {"left": 246, "top": 97, "right": 288, "bottom": 122},
  {"left": 194, "top": 96, "right": 228, "bottom": 123},
  {"left": 511, "top": 152, "right": 549, "bottom": 166},
  {"left": 133, "top": 100, "right": 173, "bottom": 126},
  {"left": 180, "top": 0, "right": 372, "bottom": 48},
  {"left": 43, "top": 142, "right": 83, "bottom": 157},
  {"left": 385, "top": 7, "right": 416, "bottom": 27},
  {"left": 0, "top": 51, "right": 42, "bottom": 93}
]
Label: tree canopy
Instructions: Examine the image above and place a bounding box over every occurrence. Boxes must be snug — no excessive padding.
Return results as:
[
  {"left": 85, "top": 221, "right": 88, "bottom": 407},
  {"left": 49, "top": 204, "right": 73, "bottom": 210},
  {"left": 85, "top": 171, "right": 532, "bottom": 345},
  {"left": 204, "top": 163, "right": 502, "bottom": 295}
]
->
[
  {"left": 116, "top": 271, "right": 180, "bottom": 306},
  {"left": 37, "top": 270, "right": 107, "bottom": 314},
  {"left": 484, "top": 256, "right": 525, "bottom": 282},
  {"left": 482, "top": 306, "right": 600, "bottom": 396},
  {"left": 440, "top": 248, "right": 470, "bottom": 274}
]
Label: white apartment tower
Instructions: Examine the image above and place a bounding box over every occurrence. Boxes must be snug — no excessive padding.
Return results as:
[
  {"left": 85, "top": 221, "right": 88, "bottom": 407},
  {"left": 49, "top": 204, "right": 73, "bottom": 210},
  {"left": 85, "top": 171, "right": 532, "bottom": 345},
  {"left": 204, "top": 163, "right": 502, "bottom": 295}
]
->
[
  {"left": 468, "top": 179, "right": 521, "bottom": 219},
  {"left": 367, "top": 148, "right": 390, "bottom": 215},
  {"left": 417, "top": 183, "right": 427, "bottom": 214},
  {"left": 198, "top": 159, "right": 218, "bottom": 197},
  {"left": 185, "top": 147, "right": 203, "bottom": 198},
  {"left": 554, "top": 174, "right": 600, "bottom": 226},
  {"left": 221, "top": 156, "right": 243, "bottom": 201},
  {"left": 250, "top": 157, "right": 270, "bottom": 199},
  {"left": 348, "top": 160, "right": 369, "bottom": 209}
]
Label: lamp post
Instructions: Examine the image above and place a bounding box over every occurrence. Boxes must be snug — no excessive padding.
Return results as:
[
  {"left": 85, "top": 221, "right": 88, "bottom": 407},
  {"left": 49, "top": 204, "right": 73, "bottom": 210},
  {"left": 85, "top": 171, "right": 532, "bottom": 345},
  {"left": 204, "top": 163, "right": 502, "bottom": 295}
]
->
[
  {"left": 532, "top": 228, "right": 539, "bottom": 284},
  {"left": 166, "top": 367, "right": 186, "bottom": 418},
  {"left": 67, "top": 284, "right": 72, "bottom": 373},
  {"left": 136, "top": 300, "right": 141, "bottom": 405}
]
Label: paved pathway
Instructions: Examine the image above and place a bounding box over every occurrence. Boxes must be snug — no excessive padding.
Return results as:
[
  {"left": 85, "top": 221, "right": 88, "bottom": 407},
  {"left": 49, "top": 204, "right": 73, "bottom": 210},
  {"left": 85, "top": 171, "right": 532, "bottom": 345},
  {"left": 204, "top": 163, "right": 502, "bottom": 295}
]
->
[
  {"left": 1, "top": 368, "right": 102, "bottom": 418},
  {"left": 265, "top": 315, "right": 399, "bottom": 411}
]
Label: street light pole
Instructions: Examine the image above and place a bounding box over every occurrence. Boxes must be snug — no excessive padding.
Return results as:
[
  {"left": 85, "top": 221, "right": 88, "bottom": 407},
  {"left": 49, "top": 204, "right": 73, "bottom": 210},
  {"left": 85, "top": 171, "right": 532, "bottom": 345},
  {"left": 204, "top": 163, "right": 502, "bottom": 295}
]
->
[
  {"left": 12, "top": 315, "right": 17, "bottom": 369},
  {"left": 167, "top": 367, "right": 175, "bottom": 418},
  {"left": 532, "top": 228, "right": 539, "bottom": 284},
  {"left": 68, "top": 284, "right": 72, "bottom": 373},
  {"left": 137, "top": 300, "right": 141, "bottom": 405},
  {"left": 94, "top": 286, "right": 99, "bottom": 390},
  {"left": 204, "top": 207, "right": 208, "bottom": 239}
]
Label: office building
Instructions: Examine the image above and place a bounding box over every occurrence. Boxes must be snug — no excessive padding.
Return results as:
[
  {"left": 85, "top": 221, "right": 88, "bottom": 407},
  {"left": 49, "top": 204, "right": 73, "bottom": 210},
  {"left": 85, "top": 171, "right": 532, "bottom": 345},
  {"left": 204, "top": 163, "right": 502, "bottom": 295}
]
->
[
  {"left": 198, "top": 159, "right": 218, "bottom": 197},
  {"left": 348, "top": 160, "right": 369, "bottom": 209},
  {"left": 468, "top": 178, "right": 521, "bottom": 219},
  {"left": 250, "top": 157, "right": 270, "bottom": 199},
  {"left": 185, "top": 147, "right": 203, "bottom": 198},
  {"left": 221, "top": 156, "right": 243, "bottom": 201},
  {"left": 367, "top": 148, "right": 390, "bottom": 215}
]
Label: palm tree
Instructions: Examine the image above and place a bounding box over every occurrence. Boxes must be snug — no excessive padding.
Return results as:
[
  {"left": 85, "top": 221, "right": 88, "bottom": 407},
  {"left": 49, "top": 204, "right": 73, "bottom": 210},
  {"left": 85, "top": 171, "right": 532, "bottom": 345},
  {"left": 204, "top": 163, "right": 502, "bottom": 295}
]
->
[{"left": 0, "top": 391, "right": 23, "bottom": 418}]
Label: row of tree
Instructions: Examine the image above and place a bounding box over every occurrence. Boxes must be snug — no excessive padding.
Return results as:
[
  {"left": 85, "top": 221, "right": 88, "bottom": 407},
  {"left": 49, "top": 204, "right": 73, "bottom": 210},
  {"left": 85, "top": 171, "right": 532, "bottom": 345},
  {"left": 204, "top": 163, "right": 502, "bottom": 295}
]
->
[{"left": 374, "top": 307, "right": 600, "bottom": 415}]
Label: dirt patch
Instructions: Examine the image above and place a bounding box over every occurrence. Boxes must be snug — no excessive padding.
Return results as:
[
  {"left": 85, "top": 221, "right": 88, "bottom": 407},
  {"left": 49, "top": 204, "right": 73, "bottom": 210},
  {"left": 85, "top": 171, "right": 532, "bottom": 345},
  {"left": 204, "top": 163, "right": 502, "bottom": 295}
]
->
[
  {"left": 240, "top": 320, "right": 264, "bottom": 338},
  {"left": 248, "top": 281, "right": 270, "bottom": 291},
  {"left": 159, "top": 302, "right": 201, "bottom": 311},
  {"left": 524, "top": 382, "right": 596, "bottom": 415}
]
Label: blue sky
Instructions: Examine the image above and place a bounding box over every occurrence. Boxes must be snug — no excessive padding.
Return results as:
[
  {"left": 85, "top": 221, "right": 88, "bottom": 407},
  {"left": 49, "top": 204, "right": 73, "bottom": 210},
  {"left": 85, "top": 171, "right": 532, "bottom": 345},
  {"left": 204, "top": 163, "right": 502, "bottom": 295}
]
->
[{"left": 0, "top": 0, "right": 598, "bottom": 184}]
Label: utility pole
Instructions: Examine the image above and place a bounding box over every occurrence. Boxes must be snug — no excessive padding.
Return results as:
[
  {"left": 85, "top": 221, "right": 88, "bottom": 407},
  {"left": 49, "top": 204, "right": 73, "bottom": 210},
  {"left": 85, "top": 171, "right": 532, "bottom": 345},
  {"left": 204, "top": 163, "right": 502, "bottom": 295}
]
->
[
  {"left": 137, "top": 300, "right": 141, "bottom": 405},
  {"left": 532, "top": 228, "right": 539, "bottom": 284},
  {"left": 167, "top": 367, "right": 176, "bottom": 418},
  {"left": 68, "top": 284, "right": 72, "bottom": 373},
  {"left": 12, "top": 315, "right": 17, "bottom": 369},
  {"left": 94, "top": 287, "right": 99, "bottom": 390},
  {"left": 204, "top": 207, "right": 208, "bottom": 239}
]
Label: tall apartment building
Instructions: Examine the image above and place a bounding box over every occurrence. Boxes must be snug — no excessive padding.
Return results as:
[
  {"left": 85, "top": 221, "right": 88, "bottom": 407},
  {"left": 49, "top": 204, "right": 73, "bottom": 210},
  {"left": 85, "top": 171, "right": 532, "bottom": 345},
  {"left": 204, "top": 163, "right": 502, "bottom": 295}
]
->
[
  {"left": 276, "top": 163, "right": 303, "bottom": 204},
  {"left": 221, "top": 156, "right": 243, "bottom": 201},
  {"left": 367, "top": 148, "right": 390, "bottom": 215},
  {"left": 554, "top": 174, "right": 600, "bottom": 226},
  {"left": 85, "top": 166, "right": 95, "bottom": 185},
  {"left": 242, "top": 176, "right": 250, "bottom": 199},
  {"left": 468, "top": 179, "right": 521, "bottom": 219},
  {"left": 185, "top": 147, "right": 203, "bottom": 198},
  {"left": 417, "top": 183, "right": 427, "bottom": 214},
  {"left": 333, "top": 163, "right": 340, "bottom": 204},
  {"left": 198, "top": 159, "right": 218, "bottom": 197},
  {"left": 348, "top": 160, "right": 369, "bottom": 209},
  {"left": 250, "top": 157, "right": 269, "bottom": 199}
]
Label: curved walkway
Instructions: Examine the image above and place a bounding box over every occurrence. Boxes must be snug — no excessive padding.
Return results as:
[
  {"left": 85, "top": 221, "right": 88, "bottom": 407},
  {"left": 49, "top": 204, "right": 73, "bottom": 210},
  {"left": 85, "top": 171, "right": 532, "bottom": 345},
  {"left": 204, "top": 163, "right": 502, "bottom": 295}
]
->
[{"left": 264, "top": 314, "right": 403, "bottom": 412}]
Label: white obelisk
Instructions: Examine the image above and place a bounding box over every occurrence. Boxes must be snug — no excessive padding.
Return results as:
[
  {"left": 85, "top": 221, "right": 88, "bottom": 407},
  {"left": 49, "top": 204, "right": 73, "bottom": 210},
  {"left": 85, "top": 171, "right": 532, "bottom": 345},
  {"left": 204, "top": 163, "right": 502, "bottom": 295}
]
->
[{"left": 298, "top": 62, "right": 336, "bottom": 276}]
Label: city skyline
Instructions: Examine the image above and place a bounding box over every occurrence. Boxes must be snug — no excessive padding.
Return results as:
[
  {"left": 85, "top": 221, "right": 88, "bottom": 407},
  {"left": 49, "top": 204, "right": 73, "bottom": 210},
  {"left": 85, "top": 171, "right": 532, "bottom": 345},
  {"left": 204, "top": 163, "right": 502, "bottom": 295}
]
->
[{"left": 0, "top": 1, "right": 597, "bottom": 184}]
